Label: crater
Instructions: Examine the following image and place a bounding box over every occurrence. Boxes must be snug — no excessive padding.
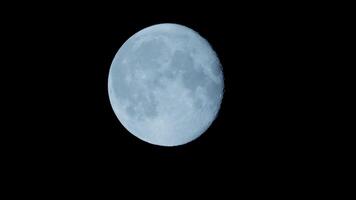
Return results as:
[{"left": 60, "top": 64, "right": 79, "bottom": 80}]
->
[
  {"left": 134, "top": 37, "right": 170, "bottom": 71},
  {"left": 124, "top": 93, "right": 158, "bottom": 120}
]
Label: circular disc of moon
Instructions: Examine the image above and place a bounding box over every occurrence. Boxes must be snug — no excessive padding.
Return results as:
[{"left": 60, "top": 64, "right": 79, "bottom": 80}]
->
[{"left": 108, "top": 23, "right": 224, "bottom": 146}]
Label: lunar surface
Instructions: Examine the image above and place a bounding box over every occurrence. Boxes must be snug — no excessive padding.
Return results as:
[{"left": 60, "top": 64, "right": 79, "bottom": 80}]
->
[{"left": 108, "top": 23, "right": 224, "bottom": 146}]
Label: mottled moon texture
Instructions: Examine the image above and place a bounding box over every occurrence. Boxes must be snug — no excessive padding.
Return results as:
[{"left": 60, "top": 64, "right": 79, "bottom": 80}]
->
[{"left": 108, "top": 23, "right": 224, "bottom": 146}]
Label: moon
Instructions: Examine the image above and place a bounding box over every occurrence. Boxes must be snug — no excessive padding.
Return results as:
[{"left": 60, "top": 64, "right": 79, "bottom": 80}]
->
[{"left": 108, "top": 23, "right": 224, "bottom": 146}]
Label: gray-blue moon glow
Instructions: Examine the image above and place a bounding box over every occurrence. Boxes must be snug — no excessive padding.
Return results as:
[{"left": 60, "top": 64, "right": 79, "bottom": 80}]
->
[{"left": 108, "top": 23, "right": 224, "bottom": 146}]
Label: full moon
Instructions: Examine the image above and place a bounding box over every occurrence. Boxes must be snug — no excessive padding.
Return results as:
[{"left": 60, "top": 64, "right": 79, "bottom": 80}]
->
[{"left": 108, "top": 23, "right": 224, "bottom": 146}]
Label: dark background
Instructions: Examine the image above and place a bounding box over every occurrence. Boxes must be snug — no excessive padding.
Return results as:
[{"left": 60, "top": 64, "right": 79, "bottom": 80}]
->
[{"left": 3, "top": 2, "right": 326, "bottom": 193}]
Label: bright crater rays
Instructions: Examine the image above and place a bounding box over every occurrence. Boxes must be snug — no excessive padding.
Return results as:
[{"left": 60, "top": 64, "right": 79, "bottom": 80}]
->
[{"left": 108, "top": 23, "right": 224, "bottom": 146}]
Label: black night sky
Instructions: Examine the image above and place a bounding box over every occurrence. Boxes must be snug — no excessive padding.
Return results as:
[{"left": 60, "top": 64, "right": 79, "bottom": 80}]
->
[{"left": 3, "top": 2, "right": 323, "bottom": 193}]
